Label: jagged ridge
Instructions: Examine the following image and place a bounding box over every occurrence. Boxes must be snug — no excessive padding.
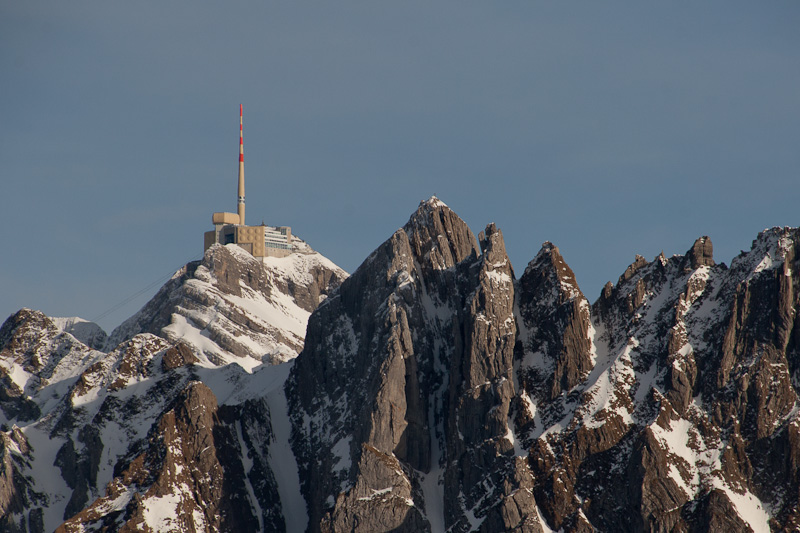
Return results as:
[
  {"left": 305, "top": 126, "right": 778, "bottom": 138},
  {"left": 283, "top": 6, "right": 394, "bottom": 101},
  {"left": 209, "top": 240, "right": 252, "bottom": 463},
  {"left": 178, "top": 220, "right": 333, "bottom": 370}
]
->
[{"left": 1, "top": 200, "right": 798, "bottom": 532}]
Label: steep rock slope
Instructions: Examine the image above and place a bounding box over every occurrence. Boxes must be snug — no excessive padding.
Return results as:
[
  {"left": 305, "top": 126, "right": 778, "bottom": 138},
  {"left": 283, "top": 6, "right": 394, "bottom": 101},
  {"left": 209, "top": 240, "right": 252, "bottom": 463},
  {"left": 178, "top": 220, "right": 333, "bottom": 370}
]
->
[
  {"left": 2, "top": 198, "right": 799, "bottom": 532},
  {"left": 0, "top": 241, "right": 345, "bottom": 532},
  {"left": 288, "top": 198, "right": 545, "bottom": 532},
  {"left": 0, "top": 315, "right": 298, "bottom": 532},
  {"left": 106, "top": 242, "right": 346, "bottom": 366},
  {"left": 521, "top": 229, "right": 800, "bottom": 532},
  {"left": 289, "top": 199, "right": 800, "bottom": 532}
]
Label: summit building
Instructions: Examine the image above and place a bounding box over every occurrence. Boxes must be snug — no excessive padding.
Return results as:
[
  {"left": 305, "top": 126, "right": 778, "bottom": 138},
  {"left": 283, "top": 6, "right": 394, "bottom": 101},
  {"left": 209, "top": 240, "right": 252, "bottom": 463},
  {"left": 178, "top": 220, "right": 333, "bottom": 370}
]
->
[{"left": 204, "top": 105, "right": 294, "bottom": 259}]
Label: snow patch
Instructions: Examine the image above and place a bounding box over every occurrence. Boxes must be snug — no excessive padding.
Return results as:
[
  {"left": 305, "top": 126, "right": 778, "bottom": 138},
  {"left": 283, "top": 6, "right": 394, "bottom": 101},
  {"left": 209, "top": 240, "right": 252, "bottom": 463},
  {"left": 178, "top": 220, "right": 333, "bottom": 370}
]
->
[
  {"left": 358, "top": 487, "right": 393, "bottom": 501},
  {"left": 423, "top": 196, "right": 448, "bottom": 209},
  {"left": 141, "top": 491, "right": 183, "bottom": 531},
  {"left": 259, "top": 363, "right": 309, "bottom": 533}
]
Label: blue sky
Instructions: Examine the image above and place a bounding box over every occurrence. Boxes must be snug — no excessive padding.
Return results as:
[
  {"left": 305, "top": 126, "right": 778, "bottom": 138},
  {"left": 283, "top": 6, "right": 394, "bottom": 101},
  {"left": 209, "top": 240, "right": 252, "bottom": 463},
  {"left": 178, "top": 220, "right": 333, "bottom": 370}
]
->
[{"left": 2, "top": 2, "right": 799, "bottom": 332}]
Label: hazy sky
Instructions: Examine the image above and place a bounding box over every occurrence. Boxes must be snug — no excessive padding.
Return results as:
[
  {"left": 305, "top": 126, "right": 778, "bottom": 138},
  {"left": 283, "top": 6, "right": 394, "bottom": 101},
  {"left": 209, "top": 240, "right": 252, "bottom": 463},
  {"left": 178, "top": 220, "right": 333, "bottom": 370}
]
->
[{"left": 2, "top": 2, "right": 799, "bottom": 332}]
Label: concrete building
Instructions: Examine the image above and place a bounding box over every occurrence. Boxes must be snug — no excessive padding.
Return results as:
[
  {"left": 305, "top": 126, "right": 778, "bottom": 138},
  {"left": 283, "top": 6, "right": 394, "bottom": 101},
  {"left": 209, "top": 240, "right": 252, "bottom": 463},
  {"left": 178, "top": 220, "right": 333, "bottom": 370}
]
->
[{"left": 204, "top": 105, "right": 294, "bottom": 259}]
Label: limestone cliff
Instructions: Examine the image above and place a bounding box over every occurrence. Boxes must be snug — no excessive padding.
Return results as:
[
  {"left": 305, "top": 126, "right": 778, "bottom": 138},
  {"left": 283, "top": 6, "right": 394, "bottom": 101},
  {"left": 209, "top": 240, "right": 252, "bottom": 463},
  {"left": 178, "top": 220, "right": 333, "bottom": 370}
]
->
[{"left": 2, "top": 201, "right": 799, "bottom": 532}]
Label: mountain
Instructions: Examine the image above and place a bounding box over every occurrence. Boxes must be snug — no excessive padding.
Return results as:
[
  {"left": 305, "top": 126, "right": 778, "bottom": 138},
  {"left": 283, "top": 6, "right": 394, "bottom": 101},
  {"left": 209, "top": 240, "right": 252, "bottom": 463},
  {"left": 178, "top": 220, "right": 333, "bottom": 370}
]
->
[
  {"left": 1, "top": 198, "right": 798, "bottom": 532},
  {"left": 106, "top": 242, "right": 346, "bottom": 366},
  {"left": 0, "top": 240, "right": 345, "bottom": 533},
  {"left": 288, "top": 199, "right": 799, "bottom": 532}
]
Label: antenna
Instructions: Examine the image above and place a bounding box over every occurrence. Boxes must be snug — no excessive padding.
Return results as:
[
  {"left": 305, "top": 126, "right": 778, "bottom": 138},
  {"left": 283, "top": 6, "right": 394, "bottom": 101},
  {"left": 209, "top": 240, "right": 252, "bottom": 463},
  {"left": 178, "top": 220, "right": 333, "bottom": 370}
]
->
[{"left": 237, "top": 104, "right": 245, "bottom": 225}]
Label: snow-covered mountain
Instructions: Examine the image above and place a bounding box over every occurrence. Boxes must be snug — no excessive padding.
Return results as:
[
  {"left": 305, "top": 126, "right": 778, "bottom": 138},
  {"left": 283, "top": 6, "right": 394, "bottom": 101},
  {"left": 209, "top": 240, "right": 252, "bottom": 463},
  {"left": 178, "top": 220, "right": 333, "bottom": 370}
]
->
[
  {"left": 0, "top": 240, "right": 345, "bottom": 533},
  {"left": 1, "top": 200, "right": 799, "bottom": 532},
  {"left": 106, "top": 242, "right": 346, "bottom": 367}
]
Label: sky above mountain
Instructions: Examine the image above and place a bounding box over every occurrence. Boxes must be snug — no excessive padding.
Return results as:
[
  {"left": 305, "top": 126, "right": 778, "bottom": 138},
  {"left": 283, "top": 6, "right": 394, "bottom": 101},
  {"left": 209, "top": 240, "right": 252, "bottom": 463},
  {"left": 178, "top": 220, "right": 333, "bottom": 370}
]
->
[{"left": 1, "top": 1, "right": 798, "bottom": 332}]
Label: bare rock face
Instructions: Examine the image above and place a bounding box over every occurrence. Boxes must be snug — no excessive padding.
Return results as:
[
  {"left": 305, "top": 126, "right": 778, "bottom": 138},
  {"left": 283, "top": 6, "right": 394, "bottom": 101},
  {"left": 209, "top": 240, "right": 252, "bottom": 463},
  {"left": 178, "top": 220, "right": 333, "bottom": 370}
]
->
[
  {"left": 686, "top": 236, "right": 715, "bottom": 270},
  {"left": 161, "top": 342, "right": 199, "bottom": 371},
  {"left": 4, "top": 198, "right": 800, "bottom": 532},
  {"left": 56, "top": 381, "right": 265, "bottom": 533},
  {"left": 288, "top": 198, "right": 547, "bottom": 532},
  {"left": 0, "top": 309, "right": 101, "bottom": 424},
  {"left": 0, "top": 310, "right": 292, "bottom": 532},
  {"left": 287, "top": 209, "right": 800, "bottom": 532},
  {"left": 106, "top": 243, "right": 347, "bottom": 365},
  {"left": 516, "top": 241, "right": 593, "bottom": 406},
  {"left": 519, "top": 229, "right": 800, "bottom": 532},
  {"left": 0, "top": 427, "right": 42, "bottom": 533}
]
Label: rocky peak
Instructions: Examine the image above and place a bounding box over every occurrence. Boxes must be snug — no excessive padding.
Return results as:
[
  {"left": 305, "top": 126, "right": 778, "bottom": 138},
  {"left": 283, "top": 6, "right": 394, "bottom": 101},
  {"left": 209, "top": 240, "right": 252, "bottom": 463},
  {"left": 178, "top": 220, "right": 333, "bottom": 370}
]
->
[
  {"left": 515, "top": 241, "right": 593, "bottom": 415},
  {"left": 403, "top": 197, "right": 479, "bottom": 271},
  {"left": 520, "top": 242, "right": 584, "bottom": 306},
  {"left": 520, "top": 228, "right": 800, "bottom": 532},
  {"left": 57, "top": 381, "right": 263, "bottom": 533},
  {"left": 619, "top": 254, "right": 649, "bottom": 284},
  {"left": 289, "top": 201, "right": 548, "bottom": 532},
  {"left": 1, "top": 309, "right": 69, "bottom": 370},
  {"left": 5, "top": 197, "right": 800, "bottom": 532},
  {"left": 685, "top": 236, "right": 714, "bottom": 270},
  {"left": 728, "top": 226, "right": 797, "bottom": 281},
  {"left": 0, "top": 309, "right": 102, "bottom": 425},
  {"left": 106, "top": 241, "right": 347, "bottom": 365}
]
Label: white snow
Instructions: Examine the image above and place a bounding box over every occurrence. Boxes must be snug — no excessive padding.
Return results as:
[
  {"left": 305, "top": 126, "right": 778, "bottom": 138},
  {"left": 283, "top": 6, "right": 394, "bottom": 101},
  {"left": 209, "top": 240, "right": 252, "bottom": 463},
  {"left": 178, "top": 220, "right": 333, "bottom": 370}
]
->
[
  {"left": 0, "top": 360, "right": 32, "bottom": 391},
  {"left": 51, "top": 316, "right": 107, "bottom": 347},
  {"left": 573, "top": 336, "right": 637, "bottom": 431},
  {"left": 94, "top": 486, "right": 135, "bottom": 514},
  {"left": 423, "top": 196, "right": 448, "bottom": 209},
  {"left": 22, "top": 426, "right": 73, "bottom": 532},
  {"left": 420, "top": 461, "right": 446, "bottom": 533},
  {"left": 0, "top": 242, "right": 353, "bottom": 533},
  {"left": 261, "top": 363, "right": 309, "bottom": 533},
  {"left": 713, "top": 481, "right": 771, "bottom": 532},
  {"left": 650, "top": 417, "right": 700, "bottom": 496},
  {"left": 752, "top": 254, "right": 774, "bottom": 275},
  {"left": 505, "top": 417, "right": 527, "bottom": 457},
  {"left": 228, "top": 285, "right": 310, "bottom": 339},
  {"left": 113, "top": 244, "right": 347, "bottom": 369},
  {"left": 485, "top": 269, "right": 512, "bottom": 285},
  {"left": 141, "top": 491, "right": 183, "bottom": 531},
  {"left": 358, "top": 487, "right": 393, "bottom": 501},
  {"left": 261, "top": 251, "right": 345, "bottom": 295},
  {"left": 464, "top": 501, "right": 483, "bottom": 530}
]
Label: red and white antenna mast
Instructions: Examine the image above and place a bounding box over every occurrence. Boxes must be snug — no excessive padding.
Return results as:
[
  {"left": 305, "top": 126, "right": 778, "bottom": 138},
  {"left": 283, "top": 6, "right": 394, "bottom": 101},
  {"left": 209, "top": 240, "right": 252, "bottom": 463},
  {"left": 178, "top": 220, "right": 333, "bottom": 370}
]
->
[{"left": 237, "top": 104, "right": 246, "bottom": 226}]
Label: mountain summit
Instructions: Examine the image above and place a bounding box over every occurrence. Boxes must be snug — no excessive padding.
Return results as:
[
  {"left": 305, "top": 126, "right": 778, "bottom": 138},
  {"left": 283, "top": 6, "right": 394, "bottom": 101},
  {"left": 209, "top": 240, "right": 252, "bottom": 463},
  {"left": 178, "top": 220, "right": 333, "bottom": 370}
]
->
[
  {"left": 106, "top": 242, "right": 346, "bottom": 366},
  {"left": 1, "top": 203, "right": 799, "bottom": 532}
]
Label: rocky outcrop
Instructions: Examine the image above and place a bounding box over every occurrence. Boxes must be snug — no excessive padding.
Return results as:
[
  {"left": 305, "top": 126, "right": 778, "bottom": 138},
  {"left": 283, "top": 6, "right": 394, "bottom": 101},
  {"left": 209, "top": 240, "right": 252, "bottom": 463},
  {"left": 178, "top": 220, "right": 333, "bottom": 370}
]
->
[
  {"left": 57, "top": 382, "right": 263, "bottom": 532},
  {"left": 288, "top": 198, "right": 546, "bottom": 532},
  {"left": 519, "top": 229, "right": 800, "bottom": 532},
  {"left": 0, "top": 309, "right": 102, "bottom": 424},
  {"left": 685, "top": 236, "right": 715, "bottom": 270},
  {"left": 106, "top": 242, "right": 347, "bottom": 365},
  {"left": 0, "top": 427, "right": 43, "bottom": 533},
  {"left": 161, "top": 342, "right": 198, "bottom": 371},
  {"left": 286, "top": 214, "right": 800, "bottom": 532},
  {"left": 3, "top": 199, "right": 800, "bottom": 532},
  {"left": 515, "top": 242, "right": 593, "bottom": 422},
  {"left": 0, "top": 238, "right": 336, "bottom": 532}
]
